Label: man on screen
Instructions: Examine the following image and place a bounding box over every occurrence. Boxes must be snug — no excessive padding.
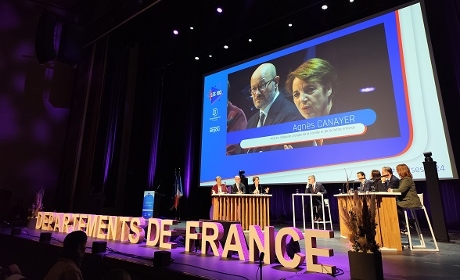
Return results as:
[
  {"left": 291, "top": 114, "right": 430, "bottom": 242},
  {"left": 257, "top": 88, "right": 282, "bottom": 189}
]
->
[{"left": 245, "top": 63, "right": 304, "bottom": 152}]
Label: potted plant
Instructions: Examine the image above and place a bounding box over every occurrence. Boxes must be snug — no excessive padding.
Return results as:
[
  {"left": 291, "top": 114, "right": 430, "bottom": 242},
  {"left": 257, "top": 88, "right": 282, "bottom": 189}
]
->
[
  {"left": 340, "top": 190, "right": 383, "bottom": 280},
  {"left": 27, "top": 188, "right": 44, "bottom": 229}
]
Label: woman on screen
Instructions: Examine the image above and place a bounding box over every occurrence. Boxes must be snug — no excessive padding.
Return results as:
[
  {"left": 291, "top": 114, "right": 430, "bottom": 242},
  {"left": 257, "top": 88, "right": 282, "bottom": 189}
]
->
[
  {"left": 284, "top": 57, "right": 337, "bottom": 147},
  {"left": 250, "top": 176, "right": 269, "bottom": 194}
]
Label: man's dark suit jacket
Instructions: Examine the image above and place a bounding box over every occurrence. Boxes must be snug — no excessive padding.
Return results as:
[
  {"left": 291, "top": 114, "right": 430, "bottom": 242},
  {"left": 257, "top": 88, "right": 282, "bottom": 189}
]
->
[
  {"left": 246, "top": 93, "right": 304, "bottom": 152},
  {"left": 386, "top": 175, "right": 400, "bottom": 189},
  {"left": 246, "top": 93, "right": 303, "bottom": 129},
  {"left": 305, "top": 182, "right": 327, "bottom": 204},
  {"left": 250, "top": 184, "right": 268, "bottom": 194},
  {"left": 231, "top": 183, "right": 246, "bottom": 194}
]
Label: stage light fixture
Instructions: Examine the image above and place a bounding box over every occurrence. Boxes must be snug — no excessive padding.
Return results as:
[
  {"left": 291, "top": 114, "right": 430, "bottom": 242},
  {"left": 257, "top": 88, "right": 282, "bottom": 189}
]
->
[
  {"left": 173, "top": 30, "right": 178, "bottom": 35},
  {"left": 350, "top": 0, "right": 354, "bottom": 2},
  {"left": 288, "top": 23, "right": 293, "bottom": 27},
  {"left": 10, "top": 227, "right": 21, "bottom": 236},
  {"left": 194, "top": 56, "right": 199, "bottom": 60},
  {"left": 322, "top": 5, "right": 328, "bottom": 10},
  {"left": 217, "top": 7, "right": 223, "bottom": 13},
  {"left": 209, "top": 54, "right": 212, "bottom": 58},
  {"left": 248, "top": 38, "right": 252, "bottom": 42},
  {"left": 153, "top": 250, "right": 171, "bottom": 266},
  {"left": 224, "top": 45, "right": 229, "bottom": 49},
  {"left": 39, "top": 232, "right": 52, "bottom": 243},
  {"left": 92, "top": 241, "right": 107, "bottom": 254},
  {"left": 190, "top": 26, "right": 194, "bottom": 30}
]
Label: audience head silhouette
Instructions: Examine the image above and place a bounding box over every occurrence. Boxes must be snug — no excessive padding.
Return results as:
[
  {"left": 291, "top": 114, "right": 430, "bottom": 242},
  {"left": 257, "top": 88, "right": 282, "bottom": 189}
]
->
[{"left": 61, "top": 230, "right": 87, "bottom": 267}]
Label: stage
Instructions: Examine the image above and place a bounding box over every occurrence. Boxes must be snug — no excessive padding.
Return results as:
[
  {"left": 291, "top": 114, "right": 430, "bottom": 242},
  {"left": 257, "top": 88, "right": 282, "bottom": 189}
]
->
[{"left": 0, "top": 223, "right": 457, "bottom": 280}]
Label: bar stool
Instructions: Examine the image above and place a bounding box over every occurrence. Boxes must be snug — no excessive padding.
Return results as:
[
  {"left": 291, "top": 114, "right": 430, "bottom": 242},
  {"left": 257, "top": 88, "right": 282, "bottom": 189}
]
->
[
  {"left": 315, "top": 198, "right": 333, "bottom": 231},
  {"left": 403, "top": 193, "right": 439, "bottom": 251}
]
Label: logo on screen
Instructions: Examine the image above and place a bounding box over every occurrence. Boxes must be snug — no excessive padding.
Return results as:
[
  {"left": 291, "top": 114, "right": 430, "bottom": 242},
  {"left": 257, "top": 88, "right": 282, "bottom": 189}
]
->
[
  {"left": 209, "top": 126, "right": 220, "bottom": 133},
  {"left": 209, "top": 108, "right": 221, "bottom": 122},
  {"left": 209, "top": 87, "right": 223, "bottom": 104}
]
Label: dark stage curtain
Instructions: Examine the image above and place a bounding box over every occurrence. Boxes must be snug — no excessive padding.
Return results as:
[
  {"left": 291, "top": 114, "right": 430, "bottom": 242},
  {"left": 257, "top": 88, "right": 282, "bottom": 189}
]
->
[{"left": 90, "top": 47, "right": 129, "bottom": 208}]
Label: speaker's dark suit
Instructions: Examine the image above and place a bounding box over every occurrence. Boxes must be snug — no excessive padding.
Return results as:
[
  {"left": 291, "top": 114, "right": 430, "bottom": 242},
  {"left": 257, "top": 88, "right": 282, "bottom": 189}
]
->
[
  {"left": 386, "top": 175, "right": 400, "bottom": 189},
  {"left": 231, "top": 183, "right": 246, "bottom": 194},
  {"left": 250, "top": 184, "right": 268, "bottom": 194},
  {"left": 305, "top": 182, "right": 327, "bottom": 220},
  {"left": 246, "top": 93, "right": 303, "bottom": 129},
  {"left": 246, "top": 94, "right": 304, "bottom": 152}
]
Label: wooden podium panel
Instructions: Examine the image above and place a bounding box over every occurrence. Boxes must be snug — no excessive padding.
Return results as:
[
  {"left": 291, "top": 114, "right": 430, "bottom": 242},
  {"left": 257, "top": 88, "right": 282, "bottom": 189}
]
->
[
  {"left": 212, "top": 194, "right": 271, "bottom": 230},
  {"left": 335, "top": 192, "right": 402, "bottom": 251}
]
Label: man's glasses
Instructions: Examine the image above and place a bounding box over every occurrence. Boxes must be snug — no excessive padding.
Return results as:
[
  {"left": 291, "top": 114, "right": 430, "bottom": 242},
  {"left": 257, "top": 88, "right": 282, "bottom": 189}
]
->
[{"left": 249, "top": 78, "right": 275, "bottom": 94}]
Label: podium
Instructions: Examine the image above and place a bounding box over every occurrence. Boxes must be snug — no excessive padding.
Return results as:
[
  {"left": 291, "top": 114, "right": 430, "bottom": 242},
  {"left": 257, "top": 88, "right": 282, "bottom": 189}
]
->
[
  {"left": 142, "top": 191, "right": 162, "bottom": 219},
  {"left": 335, "top": 192, "right": 402, "bottom": 251},
  {"left": 211, "top": 194, "right": 271, "bottom": 230},
  {"left": 292, "top": 193, "right": 332, "bottom": 230}
]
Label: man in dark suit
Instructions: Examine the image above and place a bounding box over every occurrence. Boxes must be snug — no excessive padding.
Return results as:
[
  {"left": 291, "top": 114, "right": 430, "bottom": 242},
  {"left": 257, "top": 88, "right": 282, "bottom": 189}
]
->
[
  {"left": 381, "top": 166, "right": 399, "bottom": 189},
  {"left": 231, "top": 175, "right": 246, "bottom": 194},
  {"left": 305, "top": 175, "right": 327, "bottom": 221},
  {"left": 356, "top": 171, "right": 372, "bottom": 192},
  {"left": 245, "top": 63, "right": 304, "bottom": 152}
]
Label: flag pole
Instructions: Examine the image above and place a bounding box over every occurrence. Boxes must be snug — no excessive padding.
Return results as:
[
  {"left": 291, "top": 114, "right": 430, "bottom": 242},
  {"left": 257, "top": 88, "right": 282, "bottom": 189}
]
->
[
  {"left": 170, "top": 167, "right": 183, "bottom": 222},
  {"left": 177, "top": 167, "right": 181, "bottom": 222}
]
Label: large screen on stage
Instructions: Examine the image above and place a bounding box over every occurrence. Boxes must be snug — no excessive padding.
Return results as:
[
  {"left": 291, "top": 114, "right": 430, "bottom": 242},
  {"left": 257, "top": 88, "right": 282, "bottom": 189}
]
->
[{"left": 199, "top": 2, "right": 458, "bottom": 186}]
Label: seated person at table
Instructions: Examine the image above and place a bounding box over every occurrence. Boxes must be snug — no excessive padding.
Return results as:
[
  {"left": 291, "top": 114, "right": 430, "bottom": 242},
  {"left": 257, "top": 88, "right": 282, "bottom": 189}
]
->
[
  {"left": 381, "top": 166, "right": 400, "bottom": 189},
  {"left": 250, "top": 176, "right": 269, "bottom": 194},
  {"left": 232, "top": 175, "right": 246, "bottom": 194},
  {"left": 388, "top": 163, "right": 422, "bottom": 232},
  {"left": 356, "top": 171, "right": 372, "bottom": 192},
  {"left": 305, "top": 175, "right": 327, "bottom": 221},
  {"left": 369, "top": 169, "right": 386, "bottom": 192},
  {"left": 211, "top": 176, "right": 228, "bottom": 194}
]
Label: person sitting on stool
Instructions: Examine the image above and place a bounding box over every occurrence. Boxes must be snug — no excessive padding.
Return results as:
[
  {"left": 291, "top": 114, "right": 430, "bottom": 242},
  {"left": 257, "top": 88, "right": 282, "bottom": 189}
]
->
[
  {"left": 388, "top": 163, "right": 421, "bottom": 232},
  {"left": 305, "top": 175, "right": 327, "bottom": 221}
]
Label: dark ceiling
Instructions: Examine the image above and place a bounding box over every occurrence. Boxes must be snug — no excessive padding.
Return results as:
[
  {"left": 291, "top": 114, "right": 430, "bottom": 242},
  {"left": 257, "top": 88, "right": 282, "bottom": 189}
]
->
[{"left": 44, "top": 0, "right": 413, "bottom": 72}]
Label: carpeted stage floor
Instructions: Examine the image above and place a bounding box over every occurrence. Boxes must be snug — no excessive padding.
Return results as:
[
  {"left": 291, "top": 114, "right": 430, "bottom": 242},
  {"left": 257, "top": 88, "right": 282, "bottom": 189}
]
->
[{"left": 0, "top": 222, "right": 458, "bottom": 280}]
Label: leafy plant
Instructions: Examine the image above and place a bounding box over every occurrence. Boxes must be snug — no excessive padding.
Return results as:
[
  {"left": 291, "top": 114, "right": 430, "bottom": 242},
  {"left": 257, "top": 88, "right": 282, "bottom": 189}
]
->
[
  {"left": 341, "top": 191, "right": 380, "bottom": 253},
  {"left": 28, "top": 188, "right": 44, "bottom": 220},
  {"left": 340, "top": 170, "right": 380, "bottom": 253}
]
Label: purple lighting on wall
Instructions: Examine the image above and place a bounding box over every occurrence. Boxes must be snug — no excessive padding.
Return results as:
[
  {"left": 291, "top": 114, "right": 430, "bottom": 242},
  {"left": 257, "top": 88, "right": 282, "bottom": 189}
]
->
[
  {"left": 32, "top": 119, "right": 51, "bottom": 144},
  {"left": 43, "top": 91, "right": 70, "bottom": 122},
  {"left": 103, "top": 122, "right": 118, "bottom": 185},
  {"left": 24, "top": 159, "right": 58, "bottom": 190},
  {"left": 148, "top": 110, "right": 162, "bottom": 189},
  {"left": 14, "top": 41, "right": 34, "bottom": 60},
  {"left": 0, "top": 2, "right": 20, "bottom": 31},
  {"left": 0, "top": 95, "right": 19, "bottom": 140},
  {"left": 184, "top": 131, "right": 193, "bottom": 198},
  {"left": 12, "top": 73, "right": 26, "bottom": 93}
]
